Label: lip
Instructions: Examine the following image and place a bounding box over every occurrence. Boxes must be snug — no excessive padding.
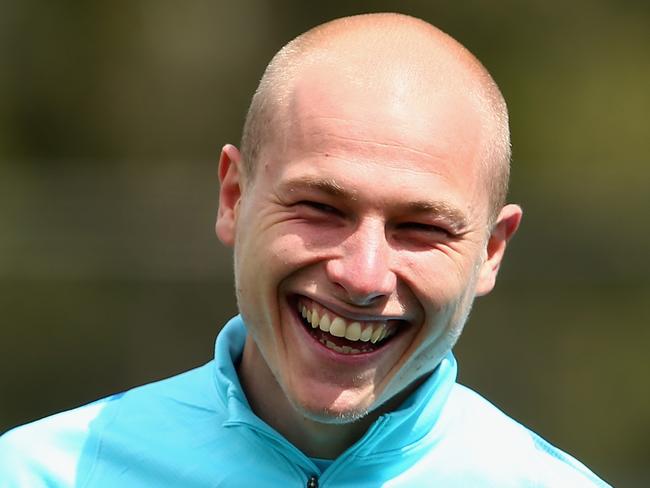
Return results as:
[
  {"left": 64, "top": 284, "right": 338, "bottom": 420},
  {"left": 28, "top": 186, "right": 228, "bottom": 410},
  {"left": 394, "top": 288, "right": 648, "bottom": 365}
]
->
[
  {"left": 287, "top": 294, "right": 410, "bottom": 364},
  {"left": 294, "top": 293, "right": 410, "bottom": 324}
]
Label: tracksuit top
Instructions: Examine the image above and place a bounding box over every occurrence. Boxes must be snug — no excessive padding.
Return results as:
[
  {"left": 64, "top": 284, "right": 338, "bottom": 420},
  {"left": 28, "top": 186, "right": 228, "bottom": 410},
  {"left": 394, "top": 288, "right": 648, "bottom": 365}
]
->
[{"left": 0, "top": 315, "right": 611, "bottom": 487}]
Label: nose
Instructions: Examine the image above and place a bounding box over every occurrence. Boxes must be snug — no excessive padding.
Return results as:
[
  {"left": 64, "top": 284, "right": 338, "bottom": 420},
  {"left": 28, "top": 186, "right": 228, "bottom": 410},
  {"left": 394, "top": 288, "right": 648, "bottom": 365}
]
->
[{"left": 325, "top": 218, "right": 397, "bottom": 306}]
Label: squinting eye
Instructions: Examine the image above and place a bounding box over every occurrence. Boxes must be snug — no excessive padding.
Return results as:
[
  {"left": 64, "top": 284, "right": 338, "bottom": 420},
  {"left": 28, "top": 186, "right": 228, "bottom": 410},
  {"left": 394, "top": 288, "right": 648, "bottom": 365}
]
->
[
  {"left": 399, "top": 222, "right": 450, "bottom": 236},
  {"left": 298, "top": 201, "right": 341, "bottom": 215}
]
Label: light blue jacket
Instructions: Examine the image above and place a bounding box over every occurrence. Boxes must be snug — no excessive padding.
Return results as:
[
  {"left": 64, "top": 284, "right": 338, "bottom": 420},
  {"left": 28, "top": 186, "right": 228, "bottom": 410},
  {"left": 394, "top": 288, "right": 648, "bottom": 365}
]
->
[{"left": 0, "top": 316, "right": 610, "bottom": 487}]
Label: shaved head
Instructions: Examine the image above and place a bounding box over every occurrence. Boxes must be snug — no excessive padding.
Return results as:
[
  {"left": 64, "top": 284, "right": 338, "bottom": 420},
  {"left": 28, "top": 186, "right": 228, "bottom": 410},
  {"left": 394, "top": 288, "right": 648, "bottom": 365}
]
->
[
  {"left": 240, "top": 13, "right": 510, "bottom": 224},
  {"left": 219, "top": 13, "right": 525, "bottom": 454}
]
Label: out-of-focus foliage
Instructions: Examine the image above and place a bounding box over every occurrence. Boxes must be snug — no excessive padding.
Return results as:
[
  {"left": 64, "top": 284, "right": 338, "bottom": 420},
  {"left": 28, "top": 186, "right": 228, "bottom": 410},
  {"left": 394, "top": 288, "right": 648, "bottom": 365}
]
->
[{"left": 1, "top": 1, "right": 648, "bottom": 486}]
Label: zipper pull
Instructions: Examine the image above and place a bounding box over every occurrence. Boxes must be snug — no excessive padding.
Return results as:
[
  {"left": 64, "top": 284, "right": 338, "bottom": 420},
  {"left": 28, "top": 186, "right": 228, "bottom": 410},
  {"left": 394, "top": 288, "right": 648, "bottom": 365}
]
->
[{"left": 306, "top": 475, "right": 319, "bottom": 488}]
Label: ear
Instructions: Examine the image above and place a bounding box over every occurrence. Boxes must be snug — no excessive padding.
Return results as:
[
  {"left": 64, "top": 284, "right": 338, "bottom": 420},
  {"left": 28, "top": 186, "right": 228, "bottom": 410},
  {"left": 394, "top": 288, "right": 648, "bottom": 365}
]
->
[
  {"left": 215, "top": 144, "right": 244, "bottom": 247},
  {"left": 474, "top": 204, "right": 523, "bottom": 296}
]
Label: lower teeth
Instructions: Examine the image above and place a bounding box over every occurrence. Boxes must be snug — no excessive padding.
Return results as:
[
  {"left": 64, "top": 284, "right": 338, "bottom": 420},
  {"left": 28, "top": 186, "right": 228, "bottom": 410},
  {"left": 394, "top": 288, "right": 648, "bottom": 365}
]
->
[{"left": 319, "top": 338, "right": 362, "bottom": 355}]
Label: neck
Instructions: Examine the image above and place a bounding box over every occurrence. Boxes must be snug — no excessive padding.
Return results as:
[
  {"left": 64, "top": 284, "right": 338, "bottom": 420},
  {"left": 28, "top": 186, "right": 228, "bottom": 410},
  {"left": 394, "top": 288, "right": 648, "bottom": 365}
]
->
[{"left": 237, "top": 336, "right": 381, "bottom": 459}]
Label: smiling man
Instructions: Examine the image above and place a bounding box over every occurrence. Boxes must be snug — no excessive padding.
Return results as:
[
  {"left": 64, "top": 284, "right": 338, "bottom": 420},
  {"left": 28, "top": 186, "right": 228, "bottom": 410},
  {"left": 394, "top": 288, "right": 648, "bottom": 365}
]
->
[{"left": 0, "top": 13, "right": 610, "bottom": 487}]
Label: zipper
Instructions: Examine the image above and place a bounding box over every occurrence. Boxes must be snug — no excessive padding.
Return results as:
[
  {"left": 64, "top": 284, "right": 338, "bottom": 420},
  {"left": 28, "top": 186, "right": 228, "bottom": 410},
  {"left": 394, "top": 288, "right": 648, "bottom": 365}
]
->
[
  {"left": 317, "top": 415, "right": 389, "bottom": 486},
  {"left": 227, "top": 415, "right": 389, "bottom": 486},
  {"left": 225, "top": 419, "right": 320, "bottom": 478}
]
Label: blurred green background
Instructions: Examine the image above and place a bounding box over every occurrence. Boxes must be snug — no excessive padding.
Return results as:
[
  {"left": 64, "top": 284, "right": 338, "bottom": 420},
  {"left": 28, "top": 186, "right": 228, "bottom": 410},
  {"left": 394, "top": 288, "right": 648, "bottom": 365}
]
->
[{"left": 1, "top": 1, "right": 648, "bottom": 485}]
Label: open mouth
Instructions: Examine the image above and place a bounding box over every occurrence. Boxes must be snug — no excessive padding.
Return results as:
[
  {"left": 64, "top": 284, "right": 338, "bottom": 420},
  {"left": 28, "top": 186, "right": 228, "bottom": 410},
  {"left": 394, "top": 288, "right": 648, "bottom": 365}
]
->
[{"left": 295, "top": 297, "right": 403, "bottom": 355}]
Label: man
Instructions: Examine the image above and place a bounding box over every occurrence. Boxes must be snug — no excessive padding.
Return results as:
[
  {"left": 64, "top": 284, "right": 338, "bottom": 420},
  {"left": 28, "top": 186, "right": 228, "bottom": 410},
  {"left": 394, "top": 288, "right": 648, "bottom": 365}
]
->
[{"left": 0, "top": 13, "right": 610, "bottom": 487}]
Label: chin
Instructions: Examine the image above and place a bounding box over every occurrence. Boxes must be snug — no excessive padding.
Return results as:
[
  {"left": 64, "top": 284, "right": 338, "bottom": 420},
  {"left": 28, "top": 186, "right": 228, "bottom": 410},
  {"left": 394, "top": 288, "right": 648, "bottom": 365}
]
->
[
  {"left": 287, "top": 386, "right": 376, "bottom": 425},
  {"left": 297, "top": 401, "right": 371, "bottom": 426}
]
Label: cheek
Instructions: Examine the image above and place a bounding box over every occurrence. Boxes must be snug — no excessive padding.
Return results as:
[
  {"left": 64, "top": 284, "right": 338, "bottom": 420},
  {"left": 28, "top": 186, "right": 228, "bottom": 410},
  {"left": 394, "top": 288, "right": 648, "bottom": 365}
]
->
[
  {"left": 400, "top": 251, "right": 476, "bottom": 310},
  {"left": 234, "top": 225, "right": 321, "bottom": 311},
  {"left": 267, "top": 223, "right": 336, "bottom": 270},
  {"left": 267, "top": 233, "right": 312, "bottom": 270}
]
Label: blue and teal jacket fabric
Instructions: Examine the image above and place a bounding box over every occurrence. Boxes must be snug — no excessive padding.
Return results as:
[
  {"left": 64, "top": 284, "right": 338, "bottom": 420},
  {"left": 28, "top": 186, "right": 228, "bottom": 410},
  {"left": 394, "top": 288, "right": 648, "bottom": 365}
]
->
[{"left": 0, "top": 316, "right": 610, "bottom": 487}]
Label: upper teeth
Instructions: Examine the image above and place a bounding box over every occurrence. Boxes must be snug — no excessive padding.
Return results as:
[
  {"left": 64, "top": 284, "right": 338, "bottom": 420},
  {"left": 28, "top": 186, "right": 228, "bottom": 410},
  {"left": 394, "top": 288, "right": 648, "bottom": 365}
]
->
[{"left": 300, "top": 302, "right": 390, "bottom": 344}]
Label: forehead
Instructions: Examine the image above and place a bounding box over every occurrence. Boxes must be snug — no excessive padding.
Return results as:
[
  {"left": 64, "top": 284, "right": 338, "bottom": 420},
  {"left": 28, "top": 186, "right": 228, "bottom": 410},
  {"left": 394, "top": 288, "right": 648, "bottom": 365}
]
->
[
  {"left": 280, "top": 64, "right": 487, "bottom": 172},
  {"left": 266, "top": 67, "right": 485, "bottom": 193}
]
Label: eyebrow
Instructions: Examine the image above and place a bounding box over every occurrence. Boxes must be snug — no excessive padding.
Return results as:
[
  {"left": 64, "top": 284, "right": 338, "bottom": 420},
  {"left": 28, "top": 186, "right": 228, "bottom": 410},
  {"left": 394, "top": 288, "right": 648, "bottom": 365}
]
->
[
  {"left": 279, "top": 176, "right": 357, "bottom": 200},
  {"left": 279, "top": 175, "right": 469, "bottom": 232},
  {"left": 403, "top": 201, "right": 469, "bottom": 233}
]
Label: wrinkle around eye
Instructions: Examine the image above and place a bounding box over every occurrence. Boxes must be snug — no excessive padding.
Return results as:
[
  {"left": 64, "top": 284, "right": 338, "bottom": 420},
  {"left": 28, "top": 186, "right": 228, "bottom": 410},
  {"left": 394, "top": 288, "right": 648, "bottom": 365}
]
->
[
  {"left": 295, "top": 200, "right": 342, "bottom": 215},
  {"left": 394, "top": 223, "right": 455, "bottom": 244},
  {"left": 290, "top": 200, "right": 347, "bottom": 223},
  {"left": 398, "top": 222, "right": 451, "bottom": 235},
  {"left": 396, "top": 237, "right": 470, "bottom": 260},
  {"left": 391, "top": 223, "right": 467, "bottom": 252}
]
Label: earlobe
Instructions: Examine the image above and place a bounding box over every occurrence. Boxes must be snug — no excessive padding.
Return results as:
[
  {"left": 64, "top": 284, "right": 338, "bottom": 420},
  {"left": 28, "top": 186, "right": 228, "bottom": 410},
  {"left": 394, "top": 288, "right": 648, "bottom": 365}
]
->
[
  {"left": 215, "top": 144, "right": 243, "bottom": 247},
  {"left": 475, "top": 204, "right": 523, "bottom": 296}
]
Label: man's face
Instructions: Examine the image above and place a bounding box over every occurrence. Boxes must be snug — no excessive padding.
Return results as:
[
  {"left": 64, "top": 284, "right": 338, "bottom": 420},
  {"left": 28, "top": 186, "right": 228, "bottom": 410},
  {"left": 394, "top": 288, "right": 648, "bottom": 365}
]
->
[{"left": 218, "top": 68, "right": 510, "bottom": 423}]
